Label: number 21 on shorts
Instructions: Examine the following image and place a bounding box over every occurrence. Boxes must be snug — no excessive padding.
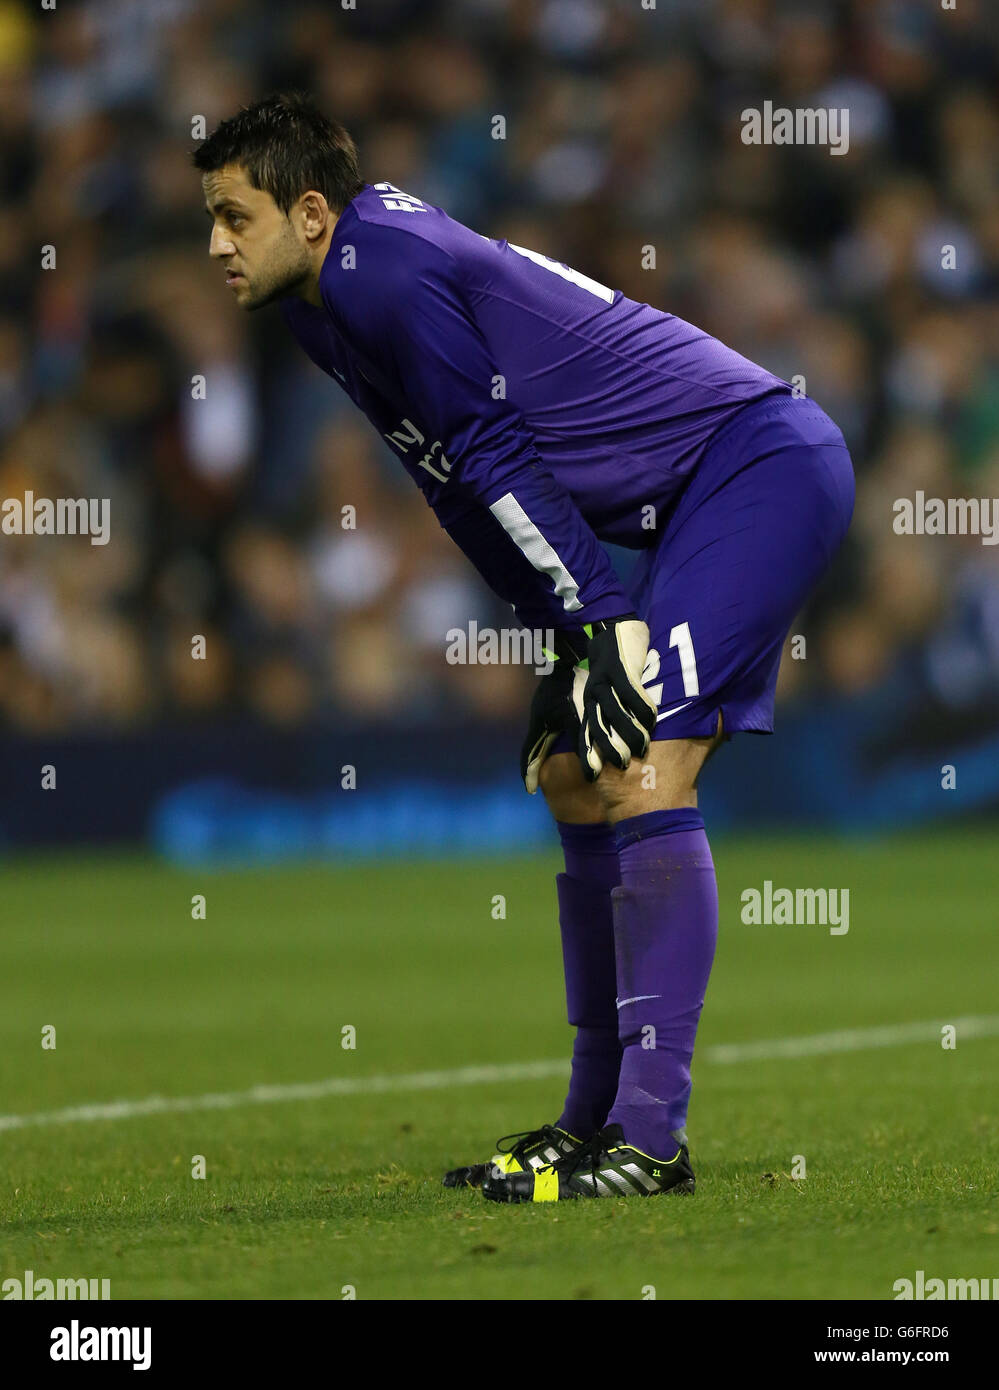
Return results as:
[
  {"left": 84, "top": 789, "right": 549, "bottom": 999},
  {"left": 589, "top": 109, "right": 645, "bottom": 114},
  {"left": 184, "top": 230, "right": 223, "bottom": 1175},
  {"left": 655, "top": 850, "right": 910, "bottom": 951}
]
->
[{"left": 642, "top": 621, "right": 700, "bottom": 709}]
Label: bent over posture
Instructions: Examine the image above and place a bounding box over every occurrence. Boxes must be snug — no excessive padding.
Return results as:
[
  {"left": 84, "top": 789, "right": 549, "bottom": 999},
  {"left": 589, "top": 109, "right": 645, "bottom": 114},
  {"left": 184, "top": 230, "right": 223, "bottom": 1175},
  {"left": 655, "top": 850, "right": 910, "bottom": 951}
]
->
[{"left": 195, "top": 93, "right": 854, "bottom": 1202}]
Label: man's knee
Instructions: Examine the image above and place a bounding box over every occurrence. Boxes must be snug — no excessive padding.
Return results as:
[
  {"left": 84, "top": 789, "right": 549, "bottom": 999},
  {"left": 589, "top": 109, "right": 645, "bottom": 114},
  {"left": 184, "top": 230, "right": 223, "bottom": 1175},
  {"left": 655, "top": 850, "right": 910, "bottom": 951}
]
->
[
  {"left": 594, "top": 757, "right": 697, "bottom": 822},
  {"left": 594, "top": 715, "right": 724, "bottom": 823},
  {"left": 539, "top": 751, "right": 605, "bottom": 825}
]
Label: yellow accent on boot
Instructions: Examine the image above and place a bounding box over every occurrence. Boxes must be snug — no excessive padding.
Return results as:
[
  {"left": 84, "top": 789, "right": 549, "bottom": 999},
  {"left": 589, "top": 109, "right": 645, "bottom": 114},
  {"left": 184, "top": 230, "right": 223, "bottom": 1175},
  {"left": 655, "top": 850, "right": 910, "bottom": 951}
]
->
[
  {"left": 492, "top": 1153, "right": 523, "bottom": 1175},
  {"left": 532, "top": 1168, "right": 560, "bottom": 1202}
]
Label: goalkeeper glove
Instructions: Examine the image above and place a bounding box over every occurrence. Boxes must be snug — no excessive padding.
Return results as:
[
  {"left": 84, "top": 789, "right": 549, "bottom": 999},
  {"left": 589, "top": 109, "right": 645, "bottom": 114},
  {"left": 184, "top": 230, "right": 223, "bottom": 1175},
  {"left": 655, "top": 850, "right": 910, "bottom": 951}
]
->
[
  {"left": 520, "top": 628, "right": 588, "bottom": 794},
  {"left": 572, "top": 615, "right": 657, "bottom": 782}
]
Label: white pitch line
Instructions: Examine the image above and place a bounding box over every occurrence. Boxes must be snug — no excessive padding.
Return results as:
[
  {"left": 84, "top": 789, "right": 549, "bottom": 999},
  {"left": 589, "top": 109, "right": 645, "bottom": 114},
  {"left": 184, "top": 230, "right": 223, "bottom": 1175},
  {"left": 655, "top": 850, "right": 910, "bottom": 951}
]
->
[
  {"left": 0, "top": 1061, "right": 570, "bottom": 1134},
  {"left": 703, "top": 1013, "right": 999, "bottom": 1064},
  {"left": 1, "top": 1014, "right": 996, "bottom": 1134}
]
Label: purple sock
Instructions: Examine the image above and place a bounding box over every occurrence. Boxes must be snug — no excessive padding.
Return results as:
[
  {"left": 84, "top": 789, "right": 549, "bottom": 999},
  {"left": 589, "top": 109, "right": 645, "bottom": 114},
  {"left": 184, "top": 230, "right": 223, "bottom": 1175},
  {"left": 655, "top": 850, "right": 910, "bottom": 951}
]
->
[
  {"left": 553, "top": 820, "right": 622, "bottom": 1139},
  {"left": 605, "top": 807, "right": 718, "bottom": 1159}
]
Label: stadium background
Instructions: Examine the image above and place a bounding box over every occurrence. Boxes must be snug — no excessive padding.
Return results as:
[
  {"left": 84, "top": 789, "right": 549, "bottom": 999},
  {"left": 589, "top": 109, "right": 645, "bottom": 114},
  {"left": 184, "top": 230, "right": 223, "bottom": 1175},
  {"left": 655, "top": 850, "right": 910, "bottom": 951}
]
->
[
  {"left": 1, "top": 0, "right": 998, "bottom": 853},
  {"left": 1, "top": 0, "right": 998, "bottom": 1309}
]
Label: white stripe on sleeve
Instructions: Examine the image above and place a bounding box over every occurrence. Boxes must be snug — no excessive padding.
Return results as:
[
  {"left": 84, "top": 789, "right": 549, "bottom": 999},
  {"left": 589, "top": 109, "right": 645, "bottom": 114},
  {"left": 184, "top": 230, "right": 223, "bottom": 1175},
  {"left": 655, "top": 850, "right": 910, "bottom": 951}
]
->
[{"left": 488, "top": 491, "right": 583, "bottom": 613}]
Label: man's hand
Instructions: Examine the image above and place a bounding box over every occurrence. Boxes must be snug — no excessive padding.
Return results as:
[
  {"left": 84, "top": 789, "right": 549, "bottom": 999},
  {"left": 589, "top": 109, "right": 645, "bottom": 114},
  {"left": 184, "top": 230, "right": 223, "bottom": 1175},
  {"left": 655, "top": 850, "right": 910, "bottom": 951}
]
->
[
  {"left": 572, "top": 615, "right": 657, "bottom": 781},
  {"left": 520, "top": 629, "right": 588, "bottom": 794}
]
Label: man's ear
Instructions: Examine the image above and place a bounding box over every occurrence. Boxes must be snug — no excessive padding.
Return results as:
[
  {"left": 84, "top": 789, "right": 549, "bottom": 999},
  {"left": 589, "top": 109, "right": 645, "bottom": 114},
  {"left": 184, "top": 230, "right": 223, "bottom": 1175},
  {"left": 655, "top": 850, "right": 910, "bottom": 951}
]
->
[{"left": 298, "top": 190, "right": 332, "bottom": 240}]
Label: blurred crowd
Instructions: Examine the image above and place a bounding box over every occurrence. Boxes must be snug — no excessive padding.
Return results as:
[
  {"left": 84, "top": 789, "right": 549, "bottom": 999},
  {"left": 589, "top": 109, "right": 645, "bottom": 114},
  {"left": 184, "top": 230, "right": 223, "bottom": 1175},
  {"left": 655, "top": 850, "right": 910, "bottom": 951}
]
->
[{"left": 1, "top": 0, "right": 998, "bottom": 734}]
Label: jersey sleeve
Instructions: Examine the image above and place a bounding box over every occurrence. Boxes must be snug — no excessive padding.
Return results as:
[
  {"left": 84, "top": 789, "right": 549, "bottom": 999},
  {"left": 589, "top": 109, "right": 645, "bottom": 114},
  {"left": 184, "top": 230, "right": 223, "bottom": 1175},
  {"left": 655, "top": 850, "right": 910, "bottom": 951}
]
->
[
  {"left": 323, "top": 222, "right": 631, "bottom": 631},
  {"left": 431, "top": 489, "right": 590, "bottom": 637}
]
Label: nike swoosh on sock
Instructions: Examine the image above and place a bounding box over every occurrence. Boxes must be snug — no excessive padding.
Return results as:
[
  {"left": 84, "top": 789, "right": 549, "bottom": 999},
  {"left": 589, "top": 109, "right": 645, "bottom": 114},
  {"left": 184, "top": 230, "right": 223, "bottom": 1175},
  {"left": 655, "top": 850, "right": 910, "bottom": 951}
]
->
[{"left": 615, "top": 993, "right": 664, "bottom": 1009}]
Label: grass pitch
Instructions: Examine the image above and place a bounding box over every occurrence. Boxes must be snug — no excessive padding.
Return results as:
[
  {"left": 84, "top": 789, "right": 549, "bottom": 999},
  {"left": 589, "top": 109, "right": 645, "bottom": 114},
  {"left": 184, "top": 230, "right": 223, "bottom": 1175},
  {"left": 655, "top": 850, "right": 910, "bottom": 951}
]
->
[{"left": 1, "top": 832, "right": 996, "bottom": 1300}]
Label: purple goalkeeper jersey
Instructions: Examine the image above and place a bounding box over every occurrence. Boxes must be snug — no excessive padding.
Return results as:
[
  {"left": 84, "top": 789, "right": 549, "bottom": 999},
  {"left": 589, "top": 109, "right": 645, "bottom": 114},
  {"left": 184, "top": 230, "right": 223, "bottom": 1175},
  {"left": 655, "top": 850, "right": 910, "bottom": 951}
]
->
[{"left": 279, "top": 181, "right": 792, "bottom": 630}]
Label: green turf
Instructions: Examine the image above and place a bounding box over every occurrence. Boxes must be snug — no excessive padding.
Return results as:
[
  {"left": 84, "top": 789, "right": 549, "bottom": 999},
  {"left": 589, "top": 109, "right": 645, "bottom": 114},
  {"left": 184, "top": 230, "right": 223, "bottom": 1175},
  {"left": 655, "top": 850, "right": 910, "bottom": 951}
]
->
[{"left": 1, "top": 833, "right": 996, "bottom": 1300}]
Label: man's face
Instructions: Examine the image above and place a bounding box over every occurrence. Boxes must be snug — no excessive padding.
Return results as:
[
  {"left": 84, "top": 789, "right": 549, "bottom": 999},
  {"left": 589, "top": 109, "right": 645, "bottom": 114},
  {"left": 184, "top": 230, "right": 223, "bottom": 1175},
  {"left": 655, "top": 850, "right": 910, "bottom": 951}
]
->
[{"left": 202, "top": 164, "right": 313, "bottom": 310}]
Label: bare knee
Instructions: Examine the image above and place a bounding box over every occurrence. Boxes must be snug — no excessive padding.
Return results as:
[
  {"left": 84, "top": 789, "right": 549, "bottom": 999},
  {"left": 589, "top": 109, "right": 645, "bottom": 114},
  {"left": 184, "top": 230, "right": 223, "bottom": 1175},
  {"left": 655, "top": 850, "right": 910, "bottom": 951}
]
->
[
  {"left": 595, "top": 756, "right": 698, "bottom": 822},
  {"left": 595, "top": 715, "right": 724, "bottom": 824},
  {"left": 539, "top": 751, "right": 605, "bottom": 825}
]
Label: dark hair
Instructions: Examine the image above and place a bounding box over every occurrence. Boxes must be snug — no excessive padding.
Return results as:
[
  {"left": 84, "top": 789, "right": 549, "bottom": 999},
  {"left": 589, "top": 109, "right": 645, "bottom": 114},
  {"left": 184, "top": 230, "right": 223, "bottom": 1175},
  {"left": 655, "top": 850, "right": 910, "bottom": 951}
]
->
[{"left": 191, "top": 91, "right": 364, "bottom": 216}]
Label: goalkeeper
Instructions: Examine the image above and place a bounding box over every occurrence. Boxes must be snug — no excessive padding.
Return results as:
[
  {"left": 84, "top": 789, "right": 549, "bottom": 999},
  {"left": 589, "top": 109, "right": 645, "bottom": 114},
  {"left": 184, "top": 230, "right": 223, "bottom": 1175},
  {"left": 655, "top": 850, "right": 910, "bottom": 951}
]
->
[{"left": 195, "top": 93, "right": 854, "bottom": 1202}]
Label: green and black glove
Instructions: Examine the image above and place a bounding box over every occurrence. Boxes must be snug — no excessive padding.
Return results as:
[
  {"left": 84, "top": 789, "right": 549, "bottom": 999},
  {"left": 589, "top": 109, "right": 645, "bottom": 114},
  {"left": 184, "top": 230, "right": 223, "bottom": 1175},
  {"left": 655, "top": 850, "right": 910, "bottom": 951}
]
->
[
  {"left": 571, "top": 615, "right": 657, "bottom": 781},
  {"left": 519, "top": 628, "right": 588, "bottom": 794}
]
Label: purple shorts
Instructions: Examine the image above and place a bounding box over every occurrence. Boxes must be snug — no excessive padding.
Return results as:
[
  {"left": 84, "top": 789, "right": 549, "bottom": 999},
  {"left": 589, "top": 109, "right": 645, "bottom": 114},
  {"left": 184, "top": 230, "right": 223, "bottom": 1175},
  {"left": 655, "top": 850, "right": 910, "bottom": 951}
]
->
[{"left": 557, "top": 393, "right": 855, "bottom": 748}]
